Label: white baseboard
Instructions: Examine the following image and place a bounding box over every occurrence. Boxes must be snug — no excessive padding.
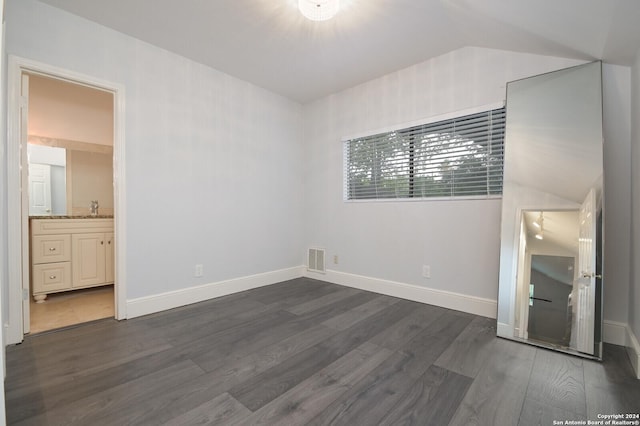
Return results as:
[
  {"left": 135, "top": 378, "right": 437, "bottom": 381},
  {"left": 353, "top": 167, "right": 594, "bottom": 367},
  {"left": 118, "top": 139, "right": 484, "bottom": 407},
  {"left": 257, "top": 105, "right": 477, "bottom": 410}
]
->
[
  {"left": 497, "top": 322, "right": 512, "bottom": 337},
  {"left": 626, "top": 327, "right": 640, "bottom": 379},
  {"left": 126, "top": 266, "right": 305, "bottom": 319},
  {"left": 307, "top": 269, "right": 497, "bottom": 318},
  {"left": 603, "top": 320, "right": 628, "bottom": 346}
]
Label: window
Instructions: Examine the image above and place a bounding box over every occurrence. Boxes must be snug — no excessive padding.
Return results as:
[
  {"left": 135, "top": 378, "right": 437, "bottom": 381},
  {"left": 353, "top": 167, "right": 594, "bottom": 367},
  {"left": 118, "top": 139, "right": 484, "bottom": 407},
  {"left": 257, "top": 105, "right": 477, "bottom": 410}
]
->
[{"left": 344, "top": 107, "right": 505, "bottom": 200}]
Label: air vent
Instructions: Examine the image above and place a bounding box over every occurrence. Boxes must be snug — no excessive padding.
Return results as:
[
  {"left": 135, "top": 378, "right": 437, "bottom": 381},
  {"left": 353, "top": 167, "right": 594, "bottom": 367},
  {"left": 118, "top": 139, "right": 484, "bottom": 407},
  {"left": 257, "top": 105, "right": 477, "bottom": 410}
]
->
[{"left": 307, "top": 248, "right": 326, "bottom": 273}]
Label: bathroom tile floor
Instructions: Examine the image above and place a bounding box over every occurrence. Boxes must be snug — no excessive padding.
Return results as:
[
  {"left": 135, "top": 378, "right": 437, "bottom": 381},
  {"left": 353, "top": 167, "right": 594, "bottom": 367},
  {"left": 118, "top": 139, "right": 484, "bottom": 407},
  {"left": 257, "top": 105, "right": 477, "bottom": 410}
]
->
[{"left": 29, "top": 285, "right": 114, "bottom": 334}]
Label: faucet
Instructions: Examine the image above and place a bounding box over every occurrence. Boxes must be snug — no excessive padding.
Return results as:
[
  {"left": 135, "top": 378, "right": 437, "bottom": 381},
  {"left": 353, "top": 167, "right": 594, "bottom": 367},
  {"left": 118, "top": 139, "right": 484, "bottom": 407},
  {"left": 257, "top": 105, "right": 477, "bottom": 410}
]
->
[{"left": 90, "top": 200, "right": 99, "bottom": 216}]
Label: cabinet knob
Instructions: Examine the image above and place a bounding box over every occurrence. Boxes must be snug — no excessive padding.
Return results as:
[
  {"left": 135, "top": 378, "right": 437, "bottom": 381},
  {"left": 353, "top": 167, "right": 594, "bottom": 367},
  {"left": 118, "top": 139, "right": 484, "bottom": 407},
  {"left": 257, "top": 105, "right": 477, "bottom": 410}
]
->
[
  {"left": 49, "top": 275, "right": 56, "bottom": 280},
  {"left": 49, "top": 247, "right": 56, "bottom": 251},
  {"left": 101, "top": 241, "right": 104, "bottom": 245}
]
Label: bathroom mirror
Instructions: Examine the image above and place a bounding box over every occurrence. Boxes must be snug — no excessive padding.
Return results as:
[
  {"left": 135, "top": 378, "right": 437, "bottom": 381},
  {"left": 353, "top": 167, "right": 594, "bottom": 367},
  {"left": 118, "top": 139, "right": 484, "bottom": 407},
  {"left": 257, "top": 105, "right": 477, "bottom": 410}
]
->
[
  {"left": 496, "top": 62, "right": 604, "bottom": 359},
  {"left": 27, "top": 136, "right": 114, "bottom": 217}
]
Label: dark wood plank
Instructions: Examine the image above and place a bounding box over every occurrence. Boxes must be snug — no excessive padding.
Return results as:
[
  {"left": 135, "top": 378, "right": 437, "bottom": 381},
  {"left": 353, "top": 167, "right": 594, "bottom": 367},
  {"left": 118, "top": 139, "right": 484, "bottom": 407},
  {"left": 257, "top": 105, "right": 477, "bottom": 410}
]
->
[
  {"left": 13, "top": 360, "right": 204, "bottom": 426},
  {"left": 128, "top": 324, "right": 339, "bottom": 425},
  {"left": 296, "top": 291, "right": 380, "bottom": 325},
  {"left": 285, "top": 286, "right": 362, "bottom": 315},
  {"left": 448, "top": 338, "right": 536, "bottom": 426},
  {"left": 379, "top": 365, "right": 473, "bottom": 426},
  {"left": 228, "top": 300, "right": 414, "bottom": 411},
  {"left": 583, "top": 344, "right": 640, "bottom": 417},
  {"left": 434, "top": 316, "right": 497, "bottom": 378},
  {"left": 321, "top": 295, "right": 399, "bottom": 330},
  {"left": 518, "top": 397, "right": 582, "bottom": 426},
  {"left": 235, "top": 342, "right": 392, "bottom": 425},
  {"left": 307, "top": 351, "right": 418, "bottom": 426},
  {"left": 524, "top": 348, "right": 586, "bottom": 415},
  {"left": 172, "top": 309, "right": 297, "bottom": 369},
  {"left": 6, "top": 320, "right": 172, "bottom": 392},
  {"left": 309, "top": 311, "right": 473, "bottom": 425},
  {"left": 368, "top": 302, "right": 446, "bottom": 350},
  {"left": 6, "top": 344, "right": 191, "bottom": 424},
  {"left": 397, "top": 310, "right": 474, "bottom": 378},
  {"left": 229, "top": 343, "right": 337, "bottom": 411},
  {"left": 161, "top": 393, "right": 251, "bottom": 426},
  {"left": 244, "top": 278, "right": 338, "bottom": 307}
]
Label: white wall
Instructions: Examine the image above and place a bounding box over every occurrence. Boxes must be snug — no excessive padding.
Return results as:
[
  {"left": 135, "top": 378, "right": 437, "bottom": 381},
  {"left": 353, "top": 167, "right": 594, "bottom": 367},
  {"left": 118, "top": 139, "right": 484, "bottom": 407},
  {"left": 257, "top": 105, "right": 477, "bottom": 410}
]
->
[
  {"left": 631, "top": 52, "right": 640, "bottom": 343},
  {"left": 302, "top": 47, "right": 632, "bottom": 324},
  {"left": 602, "top": 64, "right": 632, "bottom": 325},
  {"left": 3, "top": 0, "right": 304, "bottom": 308}
]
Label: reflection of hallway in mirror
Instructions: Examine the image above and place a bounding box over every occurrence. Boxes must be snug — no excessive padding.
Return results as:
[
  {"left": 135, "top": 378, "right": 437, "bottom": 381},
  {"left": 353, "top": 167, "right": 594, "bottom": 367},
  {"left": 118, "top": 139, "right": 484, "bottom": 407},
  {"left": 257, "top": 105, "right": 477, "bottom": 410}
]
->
[
  {"left": 527, "top": 255, "right": 575, "bottom": 347},
  {"left": 29, "top": 285, "right": 114, "bottom": 334}
]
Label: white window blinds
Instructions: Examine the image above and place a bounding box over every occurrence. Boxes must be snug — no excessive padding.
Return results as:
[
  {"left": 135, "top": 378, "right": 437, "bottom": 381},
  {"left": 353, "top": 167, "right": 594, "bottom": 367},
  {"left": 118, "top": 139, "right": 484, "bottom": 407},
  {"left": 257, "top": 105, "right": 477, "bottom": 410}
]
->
[{"left": 344, "top": 107, "right": 506, "bottom": 200}]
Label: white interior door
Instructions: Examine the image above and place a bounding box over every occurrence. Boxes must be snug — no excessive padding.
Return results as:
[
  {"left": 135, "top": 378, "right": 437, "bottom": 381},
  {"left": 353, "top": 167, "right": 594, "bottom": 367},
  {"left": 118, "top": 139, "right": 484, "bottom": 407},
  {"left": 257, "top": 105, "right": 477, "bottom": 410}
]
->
[
  {"left": 575, "top": 188, "right": 597, "bottom": 354},
  {"left": 28, "top": 163, "right": 52, "bottom": 216}
]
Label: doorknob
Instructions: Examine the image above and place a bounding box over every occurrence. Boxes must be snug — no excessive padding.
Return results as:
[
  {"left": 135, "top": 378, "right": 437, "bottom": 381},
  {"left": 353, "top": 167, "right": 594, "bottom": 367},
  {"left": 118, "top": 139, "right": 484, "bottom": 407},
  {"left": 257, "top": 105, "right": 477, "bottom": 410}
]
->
[{"left": 582, "top": 272, "right": 603, "bottom": 279}]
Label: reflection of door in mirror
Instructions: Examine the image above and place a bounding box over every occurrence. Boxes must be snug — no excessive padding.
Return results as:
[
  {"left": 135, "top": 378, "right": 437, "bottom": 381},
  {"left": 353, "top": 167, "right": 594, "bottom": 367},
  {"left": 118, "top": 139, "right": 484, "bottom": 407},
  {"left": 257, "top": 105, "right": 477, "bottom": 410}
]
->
[
  {"left": 28, "top": 163, "right": 51, "bottom": 215},
  {"left": 27, "top": 144, "right": 67, "bottom": 216},
  {"left": 575, "top": 188, "right": 598, "bottom": 353}
]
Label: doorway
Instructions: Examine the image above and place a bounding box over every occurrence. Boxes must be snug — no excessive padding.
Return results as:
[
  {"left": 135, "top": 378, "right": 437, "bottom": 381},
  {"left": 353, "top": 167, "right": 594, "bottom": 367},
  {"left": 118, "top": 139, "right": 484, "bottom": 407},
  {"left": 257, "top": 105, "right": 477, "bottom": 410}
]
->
[
  {"left": 26, "top": 73, "right": 115, "bottom": 333},
  {"left": 6, "top": 56, "right": 127, "bottom": 344}
]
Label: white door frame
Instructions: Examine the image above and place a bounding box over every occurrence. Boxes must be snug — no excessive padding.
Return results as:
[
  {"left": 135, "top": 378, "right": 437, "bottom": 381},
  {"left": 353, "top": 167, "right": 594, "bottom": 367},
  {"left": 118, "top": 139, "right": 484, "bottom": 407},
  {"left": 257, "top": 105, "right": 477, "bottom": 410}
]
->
[{"left": 6, "top": 55, "right": 127, "bottom": 344}]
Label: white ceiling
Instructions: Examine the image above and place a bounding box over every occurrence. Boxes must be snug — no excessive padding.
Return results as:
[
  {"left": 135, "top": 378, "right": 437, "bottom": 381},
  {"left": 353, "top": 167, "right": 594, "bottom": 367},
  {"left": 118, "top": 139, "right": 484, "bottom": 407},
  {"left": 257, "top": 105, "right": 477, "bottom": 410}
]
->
[
  {"left": 524, "top": 210, "right": 580, "bottom": 258},
  {"left": 36, "top": 0, "right": 640, "bottom": 103}
]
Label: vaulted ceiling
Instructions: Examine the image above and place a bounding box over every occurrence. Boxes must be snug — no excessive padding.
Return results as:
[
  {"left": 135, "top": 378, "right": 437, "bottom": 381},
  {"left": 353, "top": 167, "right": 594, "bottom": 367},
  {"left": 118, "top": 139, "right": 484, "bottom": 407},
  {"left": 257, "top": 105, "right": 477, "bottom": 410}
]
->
[{"left": 37, "top": 0, "right": 640, "bottom": 103}]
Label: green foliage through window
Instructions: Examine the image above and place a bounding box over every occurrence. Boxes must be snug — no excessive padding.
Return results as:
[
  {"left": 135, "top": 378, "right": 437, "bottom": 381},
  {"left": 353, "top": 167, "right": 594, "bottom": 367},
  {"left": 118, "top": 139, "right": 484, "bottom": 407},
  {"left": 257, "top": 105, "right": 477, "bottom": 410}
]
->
[{"left": 344, "top": 108, "right": 505, "bottom": 200}]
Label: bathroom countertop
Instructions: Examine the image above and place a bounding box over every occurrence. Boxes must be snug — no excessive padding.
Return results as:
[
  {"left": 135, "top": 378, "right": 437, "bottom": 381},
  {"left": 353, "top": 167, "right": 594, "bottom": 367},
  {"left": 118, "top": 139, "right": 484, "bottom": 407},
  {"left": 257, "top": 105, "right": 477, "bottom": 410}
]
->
[{"left": 29, "top": 215, "right": 114, "bottom": 219}]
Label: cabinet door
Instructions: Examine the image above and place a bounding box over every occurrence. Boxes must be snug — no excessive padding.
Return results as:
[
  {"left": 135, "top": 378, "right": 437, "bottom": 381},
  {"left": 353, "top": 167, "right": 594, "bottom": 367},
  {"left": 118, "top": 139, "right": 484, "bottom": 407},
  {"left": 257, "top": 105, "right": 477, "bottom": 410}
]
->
[
  {"left": 105, "top": 232, "right": 114, "bottom": 283},
  {"left": 72, "top": 233, "right": 106, "bottom": 288}
]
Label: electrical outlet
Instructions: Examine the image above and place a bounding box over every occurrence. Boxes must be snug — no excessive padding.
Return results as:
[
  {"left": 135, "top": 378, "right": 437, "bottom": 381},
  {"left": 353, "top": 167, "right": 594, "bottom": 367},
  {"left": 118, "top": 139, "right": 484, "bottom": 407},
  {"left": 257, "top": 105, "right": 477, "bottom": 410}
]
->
[
  {"left": 195, "top": 264, "right": 203, "bottom": 277},
  {"left": 422, "top": 265, "right": 431, "bottom": 279},
  {"left": 333, "top": 255, "right": 339, "bottom": 264}
]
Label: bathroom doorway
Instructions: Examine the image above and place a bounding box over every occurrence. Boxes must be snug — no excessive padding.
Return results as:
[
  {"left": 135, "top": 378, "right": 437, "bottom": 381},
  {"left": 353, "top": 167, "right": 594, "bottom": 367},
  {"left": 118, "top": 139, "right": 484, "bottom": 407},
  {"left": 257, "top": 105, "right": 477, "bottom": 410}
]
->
[
  {"left": 6, "top": 56, "right": 127, "bottom": 344},
  {"left": 26, "top": 74, "right": 115, "bottom": 333}
]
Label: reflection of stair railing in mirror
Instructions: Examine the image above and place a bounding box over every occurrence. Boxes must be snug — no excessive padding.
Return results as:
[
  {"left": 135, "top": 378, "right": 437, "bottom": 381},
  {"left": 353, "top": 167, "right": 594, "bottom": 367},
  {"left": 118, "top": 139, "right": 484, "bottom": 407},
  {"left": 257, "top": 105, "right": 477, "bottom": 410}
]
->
[{"left": 496, "top": 61, "right": 604, "bottom": 360}]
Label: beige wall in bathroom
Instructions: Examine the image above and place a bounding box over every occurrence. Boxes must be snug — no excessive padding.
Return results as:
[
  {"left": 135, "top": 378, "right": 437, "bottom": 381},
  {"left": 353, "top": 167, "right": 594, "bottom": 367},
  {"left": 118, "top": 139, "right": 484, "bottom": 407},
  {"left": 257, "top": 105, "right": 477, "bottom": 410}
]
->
[
  {"left": 28, "top": 74, "right": 113, "bottom": 146},
  {"left": 28, "top": 73, "right": 115, "bottom": 216},
  {"left": 68, "top": 150, "right": 114, "bottom": 216}
]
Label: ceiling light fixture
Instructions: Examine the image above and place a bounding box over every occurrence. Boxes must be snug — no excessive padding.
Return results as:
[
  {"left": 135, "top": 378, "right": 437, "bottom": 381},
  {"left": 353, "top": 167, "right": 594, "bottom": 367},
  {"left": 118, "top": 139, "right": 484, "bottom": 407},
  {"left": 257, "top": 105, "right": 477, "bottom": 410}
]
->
[
  {"left": 532, "top": 212, "right": 544, "bottom": 229},
  {"left": 298, "top": 0, "right": 340, "bottom": 21},
  {"left": 533, "top": 212, "right": 544, "bottom": 240}
]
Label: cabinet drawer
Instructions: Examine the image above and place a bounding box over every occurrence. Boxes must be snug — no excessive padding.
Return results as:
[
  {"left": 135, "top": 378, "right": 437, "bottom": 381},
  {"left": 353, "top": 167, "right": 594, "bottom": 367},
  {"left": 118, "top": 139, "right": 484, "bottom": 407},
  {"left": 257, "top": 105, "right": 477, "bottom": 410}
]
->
[
  {"left": 32, "top": 235, "right": 71, "bottom": 264},
  {"left": 33, "top": 262, "right": 72, "bottom": 294}
]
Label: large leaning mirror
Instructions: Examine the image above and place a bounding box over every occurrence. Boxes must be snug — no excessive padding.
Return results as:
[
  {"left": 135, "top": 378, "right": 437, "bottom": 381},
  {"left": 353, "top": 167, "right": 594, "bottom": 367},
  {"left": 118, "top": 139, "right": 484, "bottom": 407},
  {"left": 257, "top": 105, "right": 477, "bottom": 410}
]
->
[{"left": 497, "top": 61, "right": 604, "bottom": 359}]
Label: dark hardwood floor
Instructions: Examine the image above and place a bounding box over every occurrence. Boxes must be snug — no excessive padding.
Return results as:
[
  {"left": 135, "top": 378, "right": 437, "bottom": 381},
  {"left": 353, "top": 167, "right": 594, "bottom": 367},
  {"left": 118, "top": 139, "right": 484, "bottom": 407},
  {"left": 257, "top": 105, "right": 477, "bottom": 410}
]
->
[{"left": 5, "top": 278, "right": 640, "bottom": 425}]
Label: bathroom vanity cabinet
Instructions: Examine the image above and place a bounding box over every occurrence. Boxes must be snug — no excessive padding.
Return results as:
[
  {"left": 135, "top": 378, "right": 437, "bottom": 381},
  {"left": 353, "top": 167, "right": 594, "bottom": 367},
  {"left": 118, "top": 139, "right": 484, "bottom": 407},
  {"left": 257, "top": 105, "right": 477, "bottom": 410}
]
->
[{"left": 30, "top": 218, "right": 114, "bottom": 302}]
